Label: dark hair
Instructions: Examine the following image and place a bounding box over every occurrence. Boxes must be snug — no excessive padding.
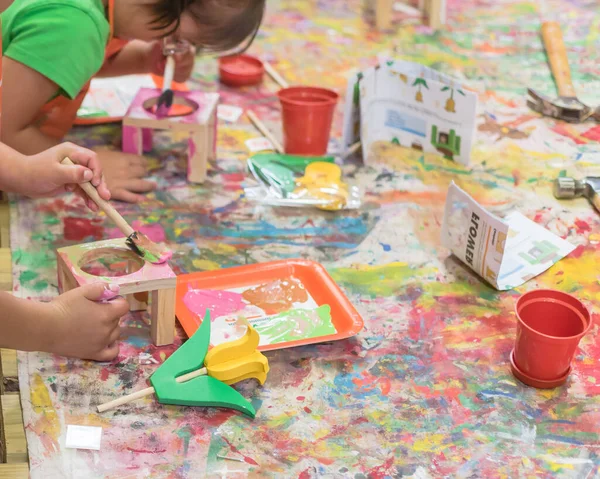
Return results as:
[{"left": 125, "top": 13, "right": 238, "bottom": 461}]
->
[{"left": 150, "top": 0, "right": 265, "bottom": 54}]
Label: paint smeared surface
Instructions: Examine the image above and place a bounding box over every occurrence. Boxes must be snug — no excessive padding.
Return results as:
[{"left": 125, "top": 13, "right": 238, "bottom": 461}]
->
[
  {"left": 183, "top": 288, "right": 244, "bottom": 319},
  {"left": 11, "top": 0, "right": 600, "bottom": 477},
  {"left": 242, "top": 277, "right": 308, "bottom": 314}
]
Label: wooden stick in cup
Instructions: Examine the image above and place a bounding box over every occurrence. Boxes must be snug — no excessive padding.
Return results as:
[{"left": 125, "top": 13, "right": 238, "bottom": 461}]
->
[
  {"left": 263, "top": 62, "right": 289, "bottom": 89},
  {"left": 246, "top": 110, "right": 284, "bottom": 153}
]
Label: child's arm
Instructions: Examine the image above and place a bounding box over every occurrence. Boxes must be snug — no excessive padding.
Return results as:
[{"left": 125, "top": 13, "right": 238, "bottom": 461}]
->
[
  {"left": 0, "top": 285, "right": 129, "bottom": 360},
  {"left": 0, "top": 141, "right": 110, "bottom": 210},
  {"left": 96, "top": 40, "right": 196, "bottom": 83}
]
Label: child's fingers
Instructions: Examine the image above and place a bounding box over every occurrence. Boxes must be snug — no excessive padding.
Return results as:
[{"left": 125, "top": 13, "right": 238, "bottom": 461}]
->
[
  {"left": 81, "top": 283, "right": 119, "bottom": 302},
  {"left": 96, "top": 341, "right": 120, "bottom": 362},
  {"left": 59, "top": 164, "right": 93, "bottom": 185},
  {"left": 122, "top": 179, "right": 157, "bottom": 193},
  {"left": 95, "top": 179, "right": 111, "bottom": 201},
  {"left": 111, "top": 189, "right": 148, "bottom": 204}
]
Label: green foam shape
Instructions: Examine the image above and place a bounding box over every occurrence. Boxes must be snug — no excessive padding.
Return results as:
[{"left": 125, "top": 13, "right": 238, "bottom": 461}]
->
[{"left": 150, "top": 311, "right": 256, "bottom": 418}]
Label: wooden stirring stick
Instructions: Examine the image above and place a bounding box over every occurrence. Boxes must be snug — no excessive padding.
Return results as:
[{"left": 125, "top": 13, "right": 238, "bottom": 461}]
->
[
  {"left": 62, "top": 157, "right": 171, "bottom": 264},
  {"left": 246, "top": 110, "right": 284, "bottom": 153},
  {"left": 263, "top": 62, "right": 289, "bottom": 89}
]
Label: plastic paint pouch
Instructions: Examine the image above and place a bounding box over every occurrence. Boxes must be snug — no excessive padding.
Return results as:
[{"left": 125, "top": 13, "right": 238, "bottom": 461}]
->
[{"left": 244, "top": 153, "right": 361, "bottom": 211}]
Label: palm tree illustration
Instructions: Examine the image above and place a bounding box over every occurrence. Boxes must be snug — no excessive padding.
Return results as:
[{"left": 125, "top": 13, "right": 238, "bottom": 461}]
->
[
  {"left": 412, "top": 78, "right": 428, "bottom": 102},
  {"left": 441, "top": 86, "right": 465, "bottom": 113}
]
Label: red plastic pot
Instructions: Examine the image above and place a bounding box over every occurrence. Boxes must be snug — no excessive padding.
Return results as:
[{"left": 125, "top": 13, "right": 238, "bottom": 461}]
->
[
  {"left": 278, "top": 86, "right": 338, "bottom": 155},
  {"left": 219, "top": 55, "right": 264, "bottom": 87},
  {"left": 512, "top": 289, "right": 592, "bottom": 388}
]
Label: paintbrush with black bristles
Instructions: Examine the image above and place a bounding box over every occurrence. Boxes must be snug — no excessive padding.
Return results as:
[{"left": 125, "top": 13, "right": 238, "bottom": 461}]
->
[{"left": 62, "top": 157, "right": 172, "bottom": 264}]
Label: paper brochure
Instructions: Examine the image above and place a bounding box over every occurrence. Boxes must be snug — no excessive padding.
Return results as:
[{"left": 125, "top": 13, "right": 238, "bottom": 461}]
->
[
  {"left": 441, "top": 182, "right": 575, "bottom": 290},
  {"left": 342, "top": 60, "right": 477, "bottom": 165}
]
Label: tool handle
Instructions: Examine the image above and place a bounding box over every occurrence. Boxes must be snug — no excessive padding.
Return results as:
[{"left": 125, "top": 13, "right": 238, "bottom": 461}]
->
[
  {"left": 163, "top": 55, "right": 175, "bottom": 92},
  {"left": 541, "top": 21, "right": 576, "bottom": 98},
  {"left": 246, "top": 110, "right": 284, "bottom": 153},
  {"left": 263, "top": 62, "right": 289, "bottom": 89},
  {"left": 96, "top": 368, "right": 207, "bottom": 413},
  {"left": 61, "top": 157, "right": 134, "bottom": 237}
]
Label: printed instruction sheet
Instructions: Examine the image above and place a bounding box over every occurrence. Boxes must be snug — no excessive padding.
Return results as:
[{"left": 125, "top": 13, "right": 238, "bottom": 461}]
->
[{"left": 441, "top": 182, "right": 575, "bottom": 290}]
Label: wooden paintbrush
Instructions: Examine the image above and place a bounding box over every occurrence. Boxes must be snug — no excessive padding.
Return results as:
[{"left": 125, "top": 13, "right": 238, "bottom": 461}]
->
[
  {"left": 155, "top": 54, "right": 175, "bottom": 117},
  {"left": 62, "top": 157, "right": 172, "bottom": 264}
]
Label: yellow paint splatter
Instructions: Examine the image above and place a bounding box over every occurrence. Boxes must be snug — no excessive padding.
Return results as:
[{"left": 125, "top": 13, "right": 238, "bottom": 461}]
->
[
  {"left": 413, "top": 433, "right": 446, "bottom": 453},
  {"left": 192, "top": 259, "right": 221, "bottom": 271},
  {"left": 31, "top": 374, "right": 61, "bottom": 453}
]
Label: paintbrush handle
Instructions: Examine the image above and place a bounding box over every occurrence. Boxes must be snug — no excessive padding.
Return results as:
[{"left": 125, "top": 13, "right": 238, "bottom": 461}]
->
[
  {"left": 541, "top": 21, "right": 576, "bottom": 98},
  {"left": 61, "top": 157, "right": 135, "bottom": 237},
  {"left": 96, "top": 368, "right": 207, "bottom": 413},
  {"left": 263, "top": 62, "right": 289, "bottom": 89},
  {"left": 246, "top": 110, "right": 284, "bottom": 153},
  {"left": 163, "top": 55, "right": 175, "bottom": 92}
]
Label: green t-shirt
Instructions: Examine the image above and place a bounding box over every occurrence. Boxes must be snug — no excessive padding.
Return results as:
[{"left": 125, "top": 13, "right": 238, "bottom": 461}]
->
[{"left": 1, "top": 0, "right": 109, "bottom": 99}]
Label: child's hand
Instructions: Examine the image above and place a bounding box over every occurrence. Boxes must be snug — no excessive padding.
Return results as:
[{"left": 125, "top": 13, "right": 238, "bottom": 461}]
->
[
  {"left": 148, "top": 41, "right": 196, "bottom": 83},
  {"left": 44, "top": 284, "right": 129, "bottom": 361},
  {"left": 95, "top": 149, "right": 157, "bottom": 203},
  {"left": 22, "top": 143, "right": 110, "bottom": 211}
]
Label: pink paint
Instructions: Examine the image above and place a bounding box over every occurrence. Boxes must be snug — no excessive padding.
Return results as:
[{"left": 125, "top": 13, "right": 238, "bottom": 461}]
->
[
  {"left": 99, "top": 284, "right": 120, "bottom": 301},
  {"left": 142, "top": 128, "right": 153, "bottom": 152},
  {"left": 183, "top": 288, "right": 244, "bottom": 319},
  {"left": 122, "top": 126, "right": 141, "bottom": 155}
]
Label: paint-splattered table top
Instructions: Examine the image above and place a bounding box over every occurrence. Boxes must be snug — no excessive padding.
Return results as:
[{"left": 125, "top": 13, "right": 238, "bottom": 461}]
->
[{"left": 11, "top": 0, "right": 600, "bottom": 477}]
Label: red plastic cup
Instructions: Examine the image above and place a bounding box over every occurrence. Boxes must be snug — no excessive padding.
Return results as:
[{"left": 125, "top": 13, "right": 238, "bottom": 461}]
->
[
  {"left": 511, "top": 289, "right": 592, "bottom": 388},
  {"left": 278, "top": 86, "right": 338, "bottom": 155},
  {"left": 219, "top": 55, "right": 264, "bottom": 87}
]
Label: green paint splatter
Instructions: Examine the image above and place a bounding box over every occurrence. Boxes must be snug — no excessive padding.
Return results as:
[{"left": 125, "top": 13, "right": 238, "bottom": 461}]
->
[
  {"left": 43, "top": 216, "right": 60, "bottom": 226},
  {"left": 19, "top": 270, "right": 38, "bottom": 284},
  {"left": 13, "top": 249, "right": 54, "bottom": 270},
  {"left": 252, "top": 305, "right": 335, "bottom": 344},
  {"left": 175, "top": 424, "right": 193, "bottom": 456}
]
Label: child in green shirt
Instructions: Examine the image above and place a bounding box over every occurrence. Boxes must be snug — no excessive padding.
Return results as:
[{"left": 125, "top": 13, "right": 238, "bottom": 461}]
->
[{"left": 1, "top": 0, "right": 265, "bottom": 202}]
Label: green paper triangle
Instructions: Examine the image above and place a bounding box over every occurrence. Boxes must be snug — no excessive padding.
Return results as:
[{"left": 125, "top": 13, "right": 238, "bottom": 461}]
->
[{"left": 150, "top": 311, "right": 256, "bottom": 418}]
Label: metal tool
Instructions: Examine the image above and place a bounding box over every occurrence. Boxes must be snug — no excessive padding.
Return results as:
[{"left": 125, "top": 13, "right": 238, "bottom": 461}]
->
[
  {"left": 527, "top": 21, "right": 600, "bottom": 123},
  {"left": 553, "top": 176, "right": 600, "bottom": 212}
]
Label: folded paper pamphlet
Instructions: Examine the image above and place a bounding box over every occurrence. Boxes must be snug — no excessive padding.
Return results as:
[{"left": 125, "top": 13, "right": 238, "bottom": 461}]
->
[
  {"left": 342, "top": 60, "right": 477, "bottom": 166},
  {"left": 441, "top": 182, "right": 575, "bottom": 290}
]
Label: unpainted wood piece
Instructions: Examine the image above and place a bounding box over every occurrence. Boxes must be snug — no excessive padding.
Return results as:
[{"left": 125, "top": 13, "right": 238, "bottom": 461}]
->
[
  {"left": 0, "top": 249, "right": 11, "bottom": 292},
  {"left": 150, "top": 288, "right": 176, "bottom": 346},
  {"left": 188, "top": 127, "right": 208, "bottom": 184},
  {"left": 127, "top": 292, "right": 148, "bottom": 312},
  {"left": 56, "top": 239, "right": 177, "bottom": 345},
  {"left": 0, "top": 464, "right": 29, "bottom": 479},
  {"left": 1, "top": 395, "right": 27, "bottom": 463},
  {"left": 375, "top": 0, "right": 393, "bottom": 30}
]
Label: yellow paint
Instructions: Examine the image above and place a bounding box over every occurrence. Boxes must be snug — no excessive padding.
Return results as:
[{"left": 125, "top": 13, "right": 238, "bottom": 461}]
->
[
  {"left": 204, "top": 322, "right": 269, "bottom": 385},
  {"left": 412, "top": 433, "right": 446, "bottom": 452},
  {"left": 294, "top": 162, "right": 349, "bottom": 211},
  {"left": 31, "top": 373, "right": 61, "bottom": 439},
  {"left": 192, "top": 259, "right": 221, "bottom": 271},
  {"left": 588, "top": 376, "right": 596, "bottom": 383},
  {"left": 214, "top": 243, "right": 237, "bottom": 255}
]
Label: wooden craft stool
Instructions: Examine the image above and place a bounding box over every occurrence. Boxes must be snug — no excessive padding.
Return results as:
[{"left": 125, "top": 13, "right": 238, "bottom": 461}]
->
[
  {"left": 56, "top": 238, "right": 177, "bottom": 346},
  {"left": 122, "top": 88, "right": 219, "bottom": 184}
]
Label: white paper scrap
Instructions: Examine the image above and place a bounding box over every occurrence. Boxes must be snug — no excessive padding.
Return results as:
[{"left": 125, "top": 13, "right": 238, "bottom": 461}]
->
[{"left": 65, "top": 425, "right": 103, "bottom": 451}]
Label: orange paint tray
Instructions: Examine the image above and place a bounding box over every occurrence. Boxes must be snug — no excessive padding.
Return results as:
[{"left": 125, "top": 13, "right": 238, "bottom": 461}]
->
[{"left": 176, "top": 259, "right": 364, "bottom": 351}]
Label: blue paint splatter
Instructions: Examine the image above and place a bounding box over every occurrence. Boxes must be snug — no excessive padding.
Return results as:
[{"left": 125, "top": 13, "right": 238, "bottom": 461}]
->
[{"left": 380, "top": 243, "right": 391, "bottom": 251}]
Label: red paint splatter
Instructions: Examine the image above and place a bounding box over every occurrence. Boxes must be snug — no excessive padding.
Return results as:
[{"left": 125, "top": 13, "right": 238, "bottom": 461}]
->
[
  {"left": 296, "top": 396, "right": 305, "bottom": 401},
  {"left": 304, "top": 406, "right": 312, "bottom": 413},
  {"left": 366, "top": 457, "right": 395, "bottom": 478},
  {"left": 299, "top": 468, "right": 314, "bottom": 479},
  {"left": 568, "top": 244, "right": 586, "bottom": 259},
  {"left": 63, "top": 217, "right": 103, "bottom": 241},
  {"left": 99, "top": 369, "right": 110, "bottom": 381},
  {"left": 582, "top": 125, "right": 600, "bottom": 142},
  {"left": 222, "top": 173, "right": 245, "bottom": 182},
  {"left": 222, "top": 437, "right": 258, "bottom": 466},
  {"left": 574, "top": 219, "right": 592, "bottom": 234}
]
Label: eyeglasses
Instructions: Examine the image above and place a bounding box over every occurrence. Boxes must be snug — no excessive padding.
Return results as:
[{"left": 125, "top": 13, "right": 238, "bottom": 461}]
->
[{"left": 162, "top": 28, "right": 257, "bottom": 59}]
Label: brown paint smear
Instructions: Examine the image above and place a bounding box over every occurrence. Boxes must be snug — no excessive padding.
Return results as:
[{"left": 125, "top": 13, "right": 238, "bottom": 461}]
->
[{"left": 242, "top": 277, "right": 308, "bottom": 314}]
